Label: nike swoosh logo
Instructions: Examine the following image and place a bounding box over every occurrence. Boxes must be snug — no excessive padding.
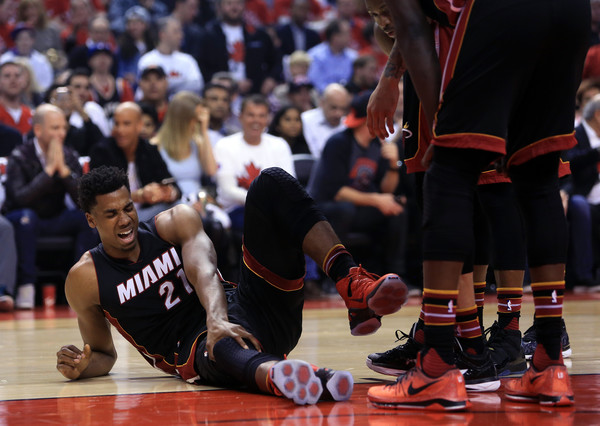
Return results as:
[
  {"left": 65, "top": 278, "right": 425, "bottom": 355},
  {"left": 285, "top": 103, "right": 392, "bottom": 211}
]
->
[
  {"left": 407, "top": 380, "right": 439, "bottom": 395},
  {"left": 530, "top": 375, "right": 543, "bottom": 384}
]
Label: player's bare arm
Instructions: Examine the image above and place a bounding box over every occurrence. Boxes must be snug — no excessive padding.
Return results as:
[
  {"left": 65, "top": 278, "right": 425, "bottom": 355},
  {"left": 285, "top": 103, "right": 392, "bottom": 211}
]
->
[
  {"left": 155, "top": 204, "right": 261, "bottom": 359},
  {"left": 368, "top": 0, "right": 440, "bottom": 138},
  {"left": 57, "top": 252, "right": 117, "bottom": 380}
]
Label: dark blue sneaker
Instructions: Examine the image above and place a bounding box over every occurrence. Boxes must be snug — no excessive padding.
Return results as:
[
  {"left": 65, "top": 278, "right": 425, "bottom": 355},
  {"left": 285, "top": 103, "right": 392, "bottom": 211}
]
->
[{"left": 521, "top": 318, "right": 572, "bottom": 360}]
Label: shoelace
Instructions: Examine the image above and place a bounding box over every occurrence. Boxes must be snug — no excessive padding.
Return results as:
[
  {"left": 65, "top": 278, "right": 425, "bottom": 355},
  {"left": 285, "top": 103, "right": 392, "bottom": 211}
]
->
[
  {"left": 354, "top": 264, "right": 380, "bottom": 281},
  {"left": 484, "top": 321, "right": 501, "bottom": 345},
  {"left": 385, "top": 368, "right": 415, "bottom": 389}
]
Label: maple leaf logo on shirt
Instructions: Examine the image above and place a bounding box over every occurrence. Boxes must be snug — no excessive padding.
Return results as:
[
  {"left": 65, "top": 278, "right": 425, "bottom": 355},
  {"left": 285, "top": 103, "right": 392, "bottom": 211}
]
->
[
  {"left": 237, "top": 162, "right": 261, "bottom": 189},
  {"left": 231, "top": 40, "right": 245, "bottom": 63}
]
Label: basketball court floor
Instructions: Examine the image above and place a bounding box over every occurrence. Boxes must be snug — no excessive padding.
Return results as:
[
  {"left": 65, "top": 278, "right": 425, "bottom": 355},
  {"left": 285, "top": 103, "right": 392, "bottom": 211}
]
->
[{"left": 1, "top": 292, "right": 599, "bottom": 425}]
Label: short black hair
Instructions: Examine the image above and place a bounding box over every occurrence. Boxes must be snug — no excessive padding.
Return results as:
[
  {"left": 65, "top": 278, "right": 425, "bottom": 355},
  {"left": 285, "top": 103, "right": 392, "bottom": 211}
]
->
[
  {"left": 203, "top": 82, "right": 232, "bottom": 98},
  {"left": 138, "top": 101, "right": 158, "bottom": 127},
  {"left": 78, "top": 166, "right": 130, "bottom": 213},
  {"left": 66, "top": 67, "right": 91, "bottom": 86}
]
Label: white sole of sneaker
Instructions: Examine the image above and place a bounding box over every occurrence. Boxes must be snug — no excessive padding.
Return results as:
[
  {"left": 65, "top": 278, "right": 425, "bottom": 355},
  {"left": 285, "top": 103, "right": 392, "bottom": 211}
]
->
[
  {"left": 524, "top": 348, "right": 572, "bottom": 360},
  {"left": 324, "top": 370, "right": 354, "bottom": 401},
  {"left": 465, "top": 379, "right": 501, "bottom": 392},
  {"left": 365, "top": 358, "right": 407, "bottom": 376},
  {"left": 270, "top": 360, "right": 322, "bottom": 405},
  {"left": 367, "top": 275, "right": 408, "bottom": 316}
]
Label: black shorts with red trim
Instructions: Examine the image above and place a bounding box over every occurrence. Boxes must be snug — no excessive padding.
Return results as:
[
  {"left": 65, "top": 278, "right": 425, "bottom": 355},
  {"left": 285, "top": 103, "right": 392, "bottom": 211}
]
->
[{"left": 432, "top": 0, "right": 589, "bottom": 167}]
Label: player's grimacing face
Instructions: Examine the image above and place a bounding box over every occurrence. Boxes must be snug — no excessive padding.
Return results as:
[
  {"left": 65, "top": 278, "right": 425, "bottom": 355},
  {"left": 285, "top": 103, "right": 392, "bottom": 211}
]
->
[
  {"left": 365, "top": 0, "right": 395, "bottom": 38},
  {"left": 88, "top": 186, "right": 139, "bottom": 253}
]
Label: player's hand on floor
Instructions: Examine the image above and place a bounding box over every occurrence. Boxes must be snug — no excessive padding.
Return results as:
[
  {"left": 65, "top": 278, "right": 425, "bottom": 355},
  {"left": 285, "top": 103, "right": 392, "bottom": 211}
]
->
[{"left": 56, "top": 344, "right": 92, "bottom": 380}]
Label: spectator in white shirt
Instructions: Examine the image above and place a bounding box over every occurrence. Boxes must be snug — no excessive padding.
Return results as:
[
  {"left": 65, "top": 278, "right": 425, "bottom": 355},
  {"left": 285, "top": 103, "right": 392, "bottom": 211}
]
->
[
  {"left": 1, "top": 24, "right": 53, "bottom": 92},
  {"left": 137, "top": 17, "right": 204, "bottom": 97},
  {"left": 301, "top": 83, "right": 351, "bottom": 158},
  {"left": 214, "top": 94, "right": 295, "bottom": 232},
  {"left": 67, "top": 68, "right": 111, "bottom": 137}
]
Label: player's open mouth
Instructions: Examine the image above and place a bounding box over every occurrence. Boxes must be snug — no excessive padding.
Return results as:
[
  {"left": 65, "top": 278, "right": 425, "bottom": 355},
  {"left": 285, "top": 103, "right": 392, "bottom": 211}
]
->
[{"left": 117, "top": 229, "right": 134, "bottom": 243}]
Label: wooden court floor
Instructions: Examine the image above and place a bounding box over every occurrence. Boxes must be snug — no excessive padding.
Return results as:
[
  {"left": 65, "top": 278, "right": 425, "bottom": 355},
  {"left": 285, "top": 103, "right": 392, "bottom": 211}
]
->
[{"left": 1, "top": 292, "right": 599, "bottom": 425}]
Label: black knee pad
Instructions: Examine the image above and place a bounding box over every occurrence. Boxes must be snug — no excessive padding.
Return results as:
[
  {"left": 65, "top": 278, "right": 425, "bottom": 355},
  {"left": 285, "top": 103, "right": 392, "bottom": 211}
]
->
[
  {"left": 245, "top": 168, "right": 326, "bottom": 248},
  {"left": 509, "top": 153, "right": 567, "bottom": 267},
  {"left": 422, "top": 148, "right": 498, "bottom": 262},
  {"left": 213, "top": 337, "right": 280, "bottom": 391}
]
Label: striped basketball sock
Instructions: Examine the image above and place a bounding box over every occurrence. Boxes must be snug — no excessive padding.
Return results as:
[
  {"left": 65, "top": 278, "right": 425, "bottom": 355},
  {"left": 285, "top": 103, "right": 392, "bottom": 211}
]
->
[
  {"left": 456, "top": 305, "right": 484, "bottom": 355},
  {"left": 474, "top": 281, "right": 486, "bottom": 332},
  {"left": 422, "top": 288, "right": 458, "bottom": 376},
  {"left": 497, "top": 286, "right": 522, "bottom": 331},
  {"left": 323, "top": 244, "right": 356, "bottom": 282},
  {"left": 531, "top": 280, "right": 564, "bottom": 366},
  {"left": 414, "top": 305, "right": 426, "bottom": 345}
]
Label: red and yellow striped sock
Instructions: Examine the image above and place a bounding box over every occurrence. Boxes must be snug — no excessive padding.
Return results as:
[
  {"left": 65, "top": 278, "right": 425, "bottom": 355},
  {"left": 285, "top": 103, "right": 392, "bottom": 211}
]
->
[
  {"left": 531, "top": 280, "right": 564, "bottom": 366},
  {"left": 456, "top": 305, "right": 484, "bottom": 355},
  {"left": 497, "top": 286, "right": 523, "bottom": 331},
  {"left": 422, "top": 288, "right": 458, "bottom": 375}
]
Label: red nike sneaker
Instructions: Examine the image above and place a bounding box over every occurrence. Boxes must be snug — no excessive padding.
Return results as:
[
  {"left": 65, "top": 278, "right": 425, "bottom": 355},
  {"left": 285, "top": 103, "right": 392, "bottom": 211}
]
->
[
  {"left": 336, "top": 266, "right": 407, "bottom": 336},
  {"left": 368, "top": 355, "right": 470, "bottom": 411},
  {"left": 504, "top": 364, "right": 574, "bottom": 406}
]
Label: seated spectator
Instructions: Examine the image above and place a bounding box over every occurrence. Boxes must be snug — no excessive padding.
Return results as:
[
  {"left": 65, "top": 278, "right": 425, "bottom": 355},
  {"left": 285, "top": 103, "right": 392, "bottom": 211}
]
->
[
  {"left": 67, "top": 67, "right": 112, "bottom": 137},
  {"left": 108, "top": 0, "right": 169, "bottom": 35},
  {"left": 67, "top": 16, "right": 116, "bottom": 72},
  {"left": 0, "top": 214, "right": 17, "bottom": 312},
  {"left": 152, "top": 91, "right": 218, "bottom": 202},
  {"left": 575, "top": 78, "right": 600, "bottom": 126},
  {"left": 60, "top": 0, "right": 94, "bottom": 55},
  {"left": 137, "top": 17, "right": 204, "bottom": 97},
  {"left": 203, "top": 82, "right": 237, "bottom": 146},
  {"left": 273, "top": 0, "right": 325, "bottom": 25},
  {"left": 13, "top": 57, "right": 43, "bottom": 109},
  {"left": 563, "top": 93, "right": 600, "bottom": 292},
  {"left": 307, "top": 92, "right": 406, "bottom": 277},
  {"left": 301, "top": 83, "right": 350, "bottom": 158},
  {"left": 46, "top": 84, "right": 104, "bottom": 156},
  {"left": 138, "top": 102, "right": 159, "bottom": 140},
  {"left": 0, "top": 61, "right": 33, "bottom": 137},
  {"left": 199, "top": 0, "right": 281, "bottom": 96},
  {"left": 116, "top": 6, "right": 155, "bottom": 89},
  {"left": 89, "top": 102, "right": 181, "bottom": 222},
  {"left": 284, "top": 77, "right": 317, "bottom": 112},
  {"left": 344, "top": 54, "right": 378, "bottom": 95},
  {"left": 1, "top": 24, "right": 53, "bottom": 92},
  {"left": 210, "top": 71, "right": 242, "bottom": 130},
  {"left": 335, "top": 0, "right": 369, "bottom": 51},
  {"left": 170, "top": 0, "right": 204, "bottom": 62},
  {"left": 137, "top": 65, "right": 169, "bottom": 124},
  {"left": 88, "top": 44, "right": 135, "bottom": 123},
  {"left": 268, "top": 105, "right": 311, "bottom": 155},
  {"left": 358, "top": 21, "right": 388, "bottom": 76},
  {"left": 285, "top": 50, "right": 312, "bottom": 82},
  {"left": 0, "top": 0, "right": 17, "bottom": 53},
  {"left": 307, "top": 19, "right": 358, "bottom": 93},
  {"left": 15, "top": 0, "right": 66, "bottom": 72},
  {"left": 151, "top": 91, "right": 232, "bottom": 274},
  {"left": 2, "top": 104, "right": 97, "bottom": 309},
  {"left": 214, "top": 94, "right": 295, "bottom": 232},
  {"left": 0, "top": 121, "right": 22, "bottom": 156},
  {"left": 276, "top": 0, "right": 321, "bottom": 57}
]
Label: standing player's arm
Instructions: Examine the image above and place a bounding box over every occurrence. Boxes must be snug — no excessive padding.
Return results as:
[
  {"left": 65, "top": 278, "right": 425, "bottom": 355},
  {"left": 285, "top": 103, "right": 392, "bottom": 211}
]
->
[
  {"left": 56, "top": 253, "right": 117, "bottom": 380},
  {"left": 368, "top": 0, "right": 440, "bottom": 138},
  {"left": 155, "top": 204, "right": 261, "bottom": 359}
]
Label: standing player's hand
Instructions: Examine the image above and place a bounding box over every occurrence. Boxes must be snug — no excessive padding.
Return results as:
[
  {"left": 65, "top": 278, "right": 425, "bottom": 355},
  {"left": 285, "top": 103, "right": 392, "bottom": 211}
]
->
[
  {"left": 205, "top": 320, "right": 262, "bottom": 361},
  {"left": 368, "top": 78, "right": 400, "bottom": 140},
  {"left": 56, "top": 344, "right": 92, "bottom": 380}
]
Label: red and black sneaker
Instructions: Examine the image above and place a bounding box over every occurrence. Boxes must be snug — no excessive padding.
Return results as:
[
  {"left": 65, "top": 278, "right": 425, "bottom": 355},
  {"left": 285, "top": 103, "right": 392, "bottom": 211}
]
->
[{"left": 336, "top": 266, "right": 407, "bottom": 336}]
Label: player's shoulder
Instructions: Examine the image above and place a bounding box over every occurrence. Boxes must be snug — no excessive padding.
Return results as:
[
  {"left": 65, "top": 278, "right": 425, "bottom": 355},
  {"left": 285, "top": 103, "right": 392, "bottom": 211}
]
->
[
  {"left": 65, "top": 251, "right": 100, "bottom": 301},
  {"left": 154, "top": 204, "right": 203, "bottom": 242}
]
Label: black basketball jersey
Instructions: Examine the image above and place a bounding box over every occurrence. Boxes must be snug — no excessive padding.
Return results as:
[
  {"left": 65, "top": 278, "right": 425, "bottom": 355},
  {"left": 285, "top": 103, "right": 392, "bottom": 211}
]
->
[{"left": 90, "top": 219, "right": 208, "bottom": 382}]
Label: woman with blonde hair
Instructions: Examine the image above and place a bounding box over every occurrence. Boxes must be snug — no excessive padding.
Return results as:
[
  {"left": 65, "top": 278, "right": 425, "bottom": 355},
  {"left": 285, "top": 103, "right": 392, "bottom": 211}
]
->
[
  {"left": 153, "top": 91, "right": 232, "bottom": 276},
  {"left": 152, "top": 91, "right": 218, "bottom": 202}
]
